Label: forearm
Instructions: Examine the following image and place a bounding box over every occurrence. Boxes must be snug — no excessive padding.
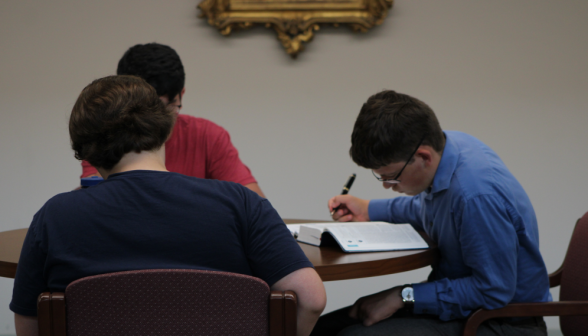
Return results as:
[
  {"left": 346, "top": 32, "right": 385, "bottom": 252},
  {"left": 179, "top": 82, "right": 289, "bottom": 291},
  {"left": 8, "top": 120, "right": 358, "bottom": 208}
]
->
[
  {"left": 15, "top": 314, "right": 38, "bottom": 336},
  {"left": 368, "top": 196, "right": 423, "bottom": 229},
  {"left": 244, "top": 182, "right": 265, "bottom": 198},
  {"left": 413, "top": 271, "right": 517, "bottom": 320},
  {"left": 413, "top": 197, "right": 520, "bottom": 320},
  {"left": 292, "top": 277, "right": 326, "bottom": 336},
  {"left": 296, "top": 302, "right": 325, "bottom": 336},
  {"left": 271, "top": 268, "right": 326, "bottom": 336}
]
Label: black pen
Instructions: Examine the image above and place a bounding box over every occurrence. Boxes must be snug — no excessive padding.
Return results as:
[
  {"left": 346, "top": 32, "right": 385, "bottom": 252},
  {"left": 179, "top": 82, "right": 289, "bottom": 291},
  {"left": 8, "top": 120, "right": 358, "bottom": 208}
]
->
[{"left": 330, "top": 173, "right": 356, "bottom": 216}]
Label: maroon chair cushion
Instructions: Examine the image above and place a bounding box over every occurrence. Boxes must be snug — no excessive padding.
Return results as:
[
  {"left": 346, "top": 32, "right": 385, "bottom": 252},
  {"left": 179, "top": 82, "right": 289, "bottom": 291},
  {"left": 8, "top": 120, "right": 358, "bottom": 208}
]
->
[
  {"left": 559, "top": 212, "right": 588, "bottom": 336},
  {"left": 65, "top": 269, "right": 271, "bottom": 336}
]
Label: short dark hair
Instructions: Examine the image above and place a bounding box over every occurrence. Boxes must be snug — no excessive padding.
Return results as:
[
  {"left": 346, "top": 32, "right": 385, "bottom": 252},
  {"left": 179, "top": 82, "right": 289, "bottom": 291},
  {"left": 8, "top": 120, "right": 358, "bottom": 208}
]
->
[
  {"left": 350, "top": 90, "right": 445, "bottom": 169},
  {"left": 69, "top": 75, "right": 176, "bottom": 170},
  {"left": 117, "top": 43, "right": 185, "bottom": 100}
]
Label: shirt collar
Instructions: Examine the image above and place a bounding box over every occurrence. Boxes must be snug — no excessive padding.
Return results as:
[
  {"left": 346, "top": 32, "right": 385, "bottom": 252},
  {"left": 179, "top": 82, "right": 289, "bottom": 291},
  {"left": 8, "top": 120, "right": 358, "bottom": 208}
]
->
[{"left": 429, "top": 131, "right": 459, "bottom": 195}]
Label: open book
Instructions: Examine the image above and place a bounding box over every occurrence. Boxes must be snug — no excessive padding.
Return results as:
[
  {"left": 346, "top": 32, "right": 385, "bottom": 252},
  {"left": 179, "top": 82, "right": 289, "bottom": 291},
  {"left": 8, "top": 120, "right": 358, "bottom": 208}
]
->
[{"left": 287, "top": 222, "right": 428, "bottom": 253}]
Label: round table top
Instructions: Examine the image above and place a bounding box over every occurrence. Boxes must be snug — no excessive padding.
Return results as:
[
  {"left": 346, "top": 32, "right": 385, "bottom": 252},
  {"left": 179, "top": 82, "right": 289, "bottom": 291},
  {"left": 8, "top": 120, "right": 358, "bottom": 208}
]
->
[{"left": 0, "top": 220, "right": 439, "bottom": 281}]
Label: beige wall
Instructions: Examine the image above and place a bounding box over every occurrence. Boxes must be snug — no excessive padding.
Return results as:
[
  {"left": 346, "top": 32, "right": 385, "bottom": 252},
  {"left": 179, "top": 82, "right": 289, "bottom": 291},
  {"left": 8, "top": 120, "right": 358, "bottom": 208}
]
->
[{"left": 1, "top": 0, "right": 587, "bottom": 333}]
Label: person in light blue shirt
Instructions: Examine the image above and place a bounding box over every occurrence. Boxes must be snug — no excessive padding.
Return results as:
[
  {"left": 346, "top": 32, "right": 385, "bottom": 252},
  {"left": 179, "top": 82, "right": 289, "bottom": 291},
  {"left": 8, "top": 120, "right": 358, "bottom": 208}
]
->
[{"left": 311, "top": 90, "right": 550, "bottom": 336}]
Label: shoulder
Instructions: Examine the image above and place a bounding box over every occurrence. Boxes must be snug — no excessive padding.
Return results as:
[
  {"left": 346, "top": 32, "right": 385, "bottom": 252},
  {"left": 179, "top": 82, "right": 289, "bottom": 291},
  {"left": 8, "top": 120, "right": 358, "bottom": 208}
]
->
[
  {"left": 444, "top": 132, "right": 516, "bottom": 201},
  {"left": 179, "top": 175, "right": 270, "bottom": 224},
  {"left": 168, "top": 172, "right": 257, "bottom": 201},
  {"left": 445, "top": 131, "right": 485, "bottom": 148},
  {"left": 159, "top": 173, "right": 269, "bottom": 219},
  {"left": 42, "top": 190, "right": 83, "bottom": 211},
  {"left": 176, "top": 114, "right": 228, "bottom": 135},
  {"left": 27, "top": 190, "right": 84, "bottom": 235}
]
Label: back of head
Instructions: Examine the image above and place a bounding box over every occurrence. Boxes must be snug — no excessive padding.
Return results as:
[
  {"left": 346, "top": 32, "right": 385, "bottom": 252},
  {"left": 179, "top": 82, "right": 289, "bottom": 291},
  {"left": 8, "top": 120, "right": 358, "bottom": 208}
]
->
[
  {"left": 69, "top": 75, "right": 176, "bottom": 170},
  {"left": 350, "top": 90, "right": 445, "bottom": 169},
  {"left": 117, "top": 43, "right": 185, "bottom": 100}
]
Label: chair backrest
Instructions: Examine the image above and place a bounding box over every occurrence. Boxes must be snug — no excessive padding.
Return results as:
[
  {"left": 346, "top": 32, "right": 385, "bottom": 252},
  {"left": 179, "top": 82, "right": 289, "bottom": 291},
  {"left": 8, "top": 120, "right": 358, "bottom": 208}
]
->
[
  {"left": 38, "top": 269, "right": 297, "bottom": 336},
  {"left": 559, "top": 212, "right": 588, "bottom": 335}
]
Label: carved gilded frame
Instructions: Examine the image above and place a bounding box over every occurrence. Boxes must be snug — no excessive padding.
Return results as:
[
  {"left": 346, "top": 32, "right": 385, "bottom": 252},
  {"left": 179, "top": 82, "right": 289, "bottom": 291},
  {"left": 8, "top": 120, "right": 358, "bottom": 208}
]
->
[{"left": 198, "top": 0, "right": 394, "bottom": 58}]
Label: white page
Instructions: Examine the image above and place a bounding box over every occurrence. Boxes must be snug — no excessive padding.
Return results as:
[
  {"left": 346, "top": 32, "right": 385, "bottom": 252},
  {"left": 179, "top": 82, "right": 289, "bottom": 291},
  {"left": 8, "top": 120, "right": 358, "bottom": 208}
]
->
[
  {"left": 326, "top": 223, "right": 428, "bottom": 252},
  {"left": 295, "top": 222, "right": 428, "bottom": 252},
  {"left": 286, "top": 224, "right": 301, "bottom": 238},
  {"left": 287, "top": 222, "right": 372, "bottom": 242}
]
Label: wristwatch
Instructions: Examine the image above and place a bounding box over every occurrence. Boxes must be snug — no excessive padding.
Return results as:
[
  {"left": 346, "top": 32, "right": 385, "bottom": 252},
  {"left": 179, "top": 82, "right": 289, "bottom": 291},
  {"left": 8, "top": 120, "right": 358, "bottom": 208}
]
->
[{"left": 400, "top": 285, "right": 415, "bottom": 311}]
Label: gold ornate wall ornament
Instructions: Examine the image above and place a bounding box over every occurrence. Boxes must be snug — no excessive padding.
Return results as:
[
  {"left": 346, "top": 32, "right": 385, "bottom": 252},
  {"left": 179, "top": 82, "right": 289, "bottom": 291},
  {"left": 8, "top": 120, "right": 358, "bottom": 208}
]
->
[{"left": 197, "top": 0, "right": 394, "bottom": 58}]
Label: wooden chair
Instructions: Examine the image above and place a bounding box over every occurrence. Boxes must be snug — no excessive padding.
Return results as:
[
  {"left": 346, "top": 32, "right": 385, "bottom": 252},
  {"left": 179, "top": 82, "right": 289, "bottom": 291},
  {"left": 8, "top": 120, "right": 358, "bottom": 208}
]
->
[
  {"left": 463, "top": 212, "right": 588, "bottom": 336},
  {"left": 37, "top": 269, "right": 297, "bottom": 336}
]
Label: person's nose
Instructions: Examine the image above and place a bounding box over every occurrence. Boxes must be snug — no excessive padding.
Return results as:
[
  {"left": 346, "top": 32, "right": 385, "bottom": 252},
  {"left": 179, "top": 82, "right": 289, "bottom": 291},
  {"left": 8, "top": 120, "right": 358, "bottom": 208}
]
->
[{"left": 383, "top": 182, "right": 392, "bottom": 189}]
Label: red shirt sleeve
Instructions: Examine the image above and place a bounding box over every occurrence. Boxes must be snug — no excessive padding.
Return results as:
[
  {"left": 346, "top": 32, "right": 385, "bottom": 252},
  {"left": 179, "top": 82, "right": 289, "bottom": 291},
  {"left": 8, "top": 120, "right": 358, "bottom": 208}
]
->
[{"left": 80, "top": 160, "right": 99, "bottom": 178}]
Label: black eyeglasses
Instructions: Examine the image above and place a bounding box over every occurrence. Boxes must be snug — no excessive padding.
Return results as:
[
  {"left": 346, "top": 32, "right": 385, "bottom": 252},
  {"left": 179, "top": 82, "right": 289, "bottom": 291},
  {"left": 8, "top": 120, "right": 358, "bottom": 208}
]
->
[{"left": 372, "top": 135, "right": 427, "bottom": 184}]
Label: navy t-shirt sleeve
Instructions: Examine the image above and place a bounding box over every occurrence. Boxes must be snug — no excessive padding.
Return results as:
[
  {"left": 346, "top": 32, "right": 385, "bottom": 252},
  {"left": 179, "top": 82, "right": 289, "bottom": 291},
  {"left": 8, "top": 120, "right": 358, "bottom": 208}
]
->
[
  {"left": 244, "top": 198, "right": 313, "bottom": 287},
  {"left": 10, "top": 209, "right": 49, "bottom": 316}
]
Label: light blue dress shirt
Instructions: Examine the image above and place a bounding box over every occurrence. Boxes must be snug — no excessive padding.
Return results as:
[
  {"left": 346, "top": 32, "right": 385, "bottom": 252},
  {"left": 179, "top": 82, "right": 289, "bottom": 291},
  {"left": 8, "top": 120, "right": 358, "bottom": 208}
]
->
[{"left": 368, "top": 131, "right": 551, "bottom": 321}]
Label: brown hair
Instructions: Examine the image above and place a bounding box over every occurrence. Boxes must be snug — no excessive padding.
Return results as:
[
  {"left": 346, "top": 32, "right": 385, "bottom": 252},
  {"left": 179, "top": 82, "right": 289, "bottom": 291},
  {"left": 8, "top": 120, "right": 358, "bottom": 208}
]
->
[
  {"left": 69, "top": 75, "right": 176, "bottom": 170},
  {"left": 350, "top": 90, "right": 445, "bottom": 169}
]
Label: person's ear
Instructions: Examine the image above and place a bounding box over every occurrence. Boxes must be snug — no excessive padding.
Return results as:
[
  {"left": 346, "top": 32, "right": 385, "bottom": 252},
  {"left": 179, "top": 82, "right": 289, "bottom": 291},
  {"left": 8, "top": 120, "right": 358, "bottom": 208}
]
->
[
  {"left": 415, "top": 149, "right": 433, "bottom": 167},
  {"left": 180, "top": 87, "right": 185, "bottom": 100}
]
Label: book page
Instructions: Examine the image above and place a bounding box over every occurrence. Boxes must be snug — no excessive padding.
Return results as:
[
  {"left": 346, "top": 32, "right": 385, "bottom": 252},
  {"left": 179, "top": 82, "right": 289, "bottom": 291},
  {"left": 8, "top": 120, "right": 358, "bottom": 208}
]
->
[
  {"left": 286, "top": 224, "right": 301, "bottom": 238},
  {"left": 320, "top": 222, "right": 428, "bottom": 252},
  {"left": 288, "top": 222, "right": 372, "bottom": 242}
]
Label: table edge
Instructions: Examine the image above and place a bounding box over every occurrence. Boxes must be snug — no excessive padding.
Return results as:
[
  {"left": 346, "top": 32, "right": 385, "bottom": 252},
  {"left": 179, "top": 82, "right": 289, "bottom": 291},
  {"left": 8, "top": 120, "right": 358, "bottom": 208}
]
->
[{"left": 315, "top": 247, "right": 439, "bottom": 281}]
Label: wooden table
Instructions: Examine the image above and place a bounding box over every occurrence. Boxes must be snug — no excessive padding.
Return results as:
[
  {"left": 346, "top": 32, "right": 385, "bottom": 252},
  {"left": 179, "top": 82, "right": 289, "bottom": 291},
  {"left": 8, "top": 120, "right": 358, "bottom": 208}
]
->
[
  {"left": 0, "top": 228, "right": 25, "bottom": 279},
  {"left": 0, "top": 221, "right": 439, "bottom": 281}
]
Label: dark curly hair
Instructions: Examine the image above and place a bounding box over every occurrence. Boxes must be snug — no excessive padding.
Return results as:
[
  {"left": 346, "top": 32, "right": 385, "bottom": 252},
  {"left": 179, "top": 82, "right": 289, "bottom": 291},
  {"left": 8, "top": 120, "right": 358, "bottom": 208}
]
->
[
  {"left": 117, "top": 43, "right": 185, "bottom": 101},
  {"left": 69, "top": 75, "right": 176, "bottom": 170},
  {"left": 350, "top": 90, "right": 445, "bottom": 169}
]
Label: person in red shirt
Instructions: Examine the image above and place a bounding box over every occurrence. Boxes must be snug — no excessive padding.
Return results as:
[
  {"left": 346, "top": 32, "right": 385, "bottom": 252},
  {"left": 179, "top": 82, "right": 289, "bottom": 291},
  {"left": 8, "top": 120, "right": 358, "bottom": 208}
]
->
[{"left": 80, "top": 43, "right": 264, "bottom": 197}]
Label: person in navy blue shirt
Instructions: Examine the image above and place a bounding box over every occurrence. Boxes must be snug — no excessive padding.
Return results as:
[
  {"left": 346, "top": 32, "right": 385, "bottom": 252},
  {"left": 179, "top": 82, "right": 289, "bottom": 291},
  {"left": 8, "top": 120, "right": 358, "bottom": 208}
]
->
[
  {"left": 11, "top": 75, "right": 326, "bottom": 336},
  {"left": 313, "top": 90, "right": 550, "bottom": 336}
]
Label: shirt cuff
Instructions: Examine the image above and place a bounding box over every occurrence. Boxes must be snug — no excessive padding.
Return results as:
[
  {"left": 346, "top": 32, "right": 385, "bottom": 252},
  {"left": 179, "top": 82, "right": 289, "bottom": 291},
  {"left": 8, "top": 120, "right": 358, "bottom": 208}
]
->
[
  {"left": 412, "top": 282, "right": 439, "bottom": 316},
  {"left": 368, "top": 199, "right": 390, "bottom": 222}
]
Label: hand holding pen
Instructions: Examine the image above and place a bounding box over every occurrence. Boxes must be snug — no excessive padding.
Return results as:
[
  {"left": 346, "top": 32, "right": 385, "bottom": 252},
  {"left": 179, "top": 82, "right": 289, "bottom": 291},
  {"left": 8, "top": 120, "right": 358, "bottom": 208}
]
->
[
  {"left": 330, "top": 174, "right": 356, "bottom": 216},
  {"left": 329, "top": 173, "right": 371, "bottom": 222}
]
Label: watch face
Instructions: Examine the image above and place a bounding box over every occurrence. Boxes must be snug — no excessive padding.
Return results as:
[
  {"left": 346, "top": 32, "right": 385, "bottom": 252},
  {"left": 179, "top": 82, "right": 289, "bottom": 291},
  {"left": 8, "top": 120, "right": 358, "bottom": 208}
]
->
[{"left": 402, "top": 287, "right": 414, "bottom": 302}]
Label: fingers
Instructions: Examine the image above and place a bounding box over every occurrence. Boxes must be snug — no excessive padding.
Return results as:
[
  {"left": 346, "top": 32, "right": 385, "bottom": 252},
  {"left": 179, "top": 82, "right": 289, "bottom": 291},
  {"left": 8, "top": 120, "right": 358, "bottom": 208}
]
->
[
  {"left": 348, "top": 304, "right": 358, "bottom": 320},
  {"left": 336, "top": 213, "right": 354, "bottom": 222},
  {"left": 329, "top": 196, "right": 348, "bottom": 221},
  {"left": 329, "top": 195, "right": 351, "bottom": 209},
  {"left": 362, "top": 315, "right": 379, "bottom": 327},
  {"left": 349, "top": 297, "right": 374, "bottom": 323},
  {"left": 329, "top": 195, "right": 370, "bottom": 222},
  {"left": 350, "top": 300, "right": 378, "bottom": 327},
  {"left": 348, "top": 289, "right": 402, "bottom": 327},
  {"left": 327, "top": 196, "right": 338, "bottom": 211},
  {"left": 329, "top": 195, "right": 352, "bottom": 218},
  {"left": 348, "top": 299, "right": 361, "bottom": 320},
  {"left": 358, "top": 306, "right": 385, "bottom": 327},
  {"left": 330, "top": 207, "right": 348, "bottom": 220},
  {"left": 361, "top": 304, "right": 387, "bottom": 327}
]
